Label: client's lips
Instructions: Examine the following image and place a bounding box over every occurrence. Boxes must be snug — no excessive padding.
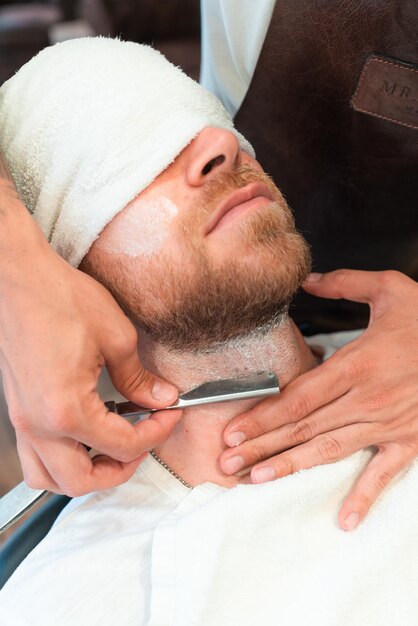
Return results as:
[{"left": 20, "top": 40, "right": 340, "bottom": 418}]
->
[{"left": 205, "top": 182, "right": 273, "bottom": 235}]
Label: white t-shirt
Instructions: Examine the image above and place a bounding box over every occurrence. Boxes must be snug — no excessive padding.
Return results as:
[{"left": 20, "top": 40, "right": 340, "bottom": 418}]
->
[
  {"left": 1, "top": 450, "right": 417, "bottom": 626},
  {"left": 200, "top": 0, "right": 276, "bottom": 116}
]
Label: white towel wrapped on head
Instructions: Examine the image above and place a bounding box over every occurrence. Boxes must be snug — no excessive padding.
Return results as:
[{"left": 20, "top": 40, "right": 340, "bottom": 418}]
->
[{"left": 0, "top": 37, "right": 253, "bottom": 267}]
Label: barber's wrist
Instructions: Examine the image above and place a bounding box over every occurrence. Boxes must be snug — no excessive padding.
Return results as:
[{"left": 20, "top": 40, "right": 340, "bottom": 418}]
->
[
  {"left": 0, "top": 152, "right": 47, "bottom": 255},
  {"left": 0, "top": 152, "right": 32, "bottom": 224},
  {"left": 0, "top": 175, "right": 53, "bottom": 273},
  {"left": 0, "top": 152, "right": 26, "bottom": 224}
]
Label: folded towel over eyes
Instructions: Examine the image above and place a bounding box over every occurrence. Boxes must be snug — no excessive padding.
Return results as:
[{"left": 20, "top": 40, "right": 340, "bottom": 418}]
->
[{"left": 0, "top": 37, "right": 253, "bottom": 267}]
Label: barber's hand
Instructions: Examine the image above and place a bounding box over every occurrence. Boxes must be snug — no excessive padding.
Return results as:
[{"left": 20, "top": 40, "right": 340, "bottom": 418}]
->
[
  {"left": 0, "top": 181, "right": 180, "bottom": 497},
  {"left": 220, "top": 270, "right": 418, "bottom": 530}
]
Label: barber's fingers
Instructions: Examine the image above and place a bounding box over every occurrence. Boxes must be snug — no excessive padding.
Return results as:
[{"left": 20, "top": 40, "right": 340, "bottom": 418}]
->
[
  {"left": 65, "top": 401, "right": 183, "bottom": 463},
  {"left": 303, "top": 269, "right": 414, "bottom": 325},
  {"left": 102, "top": 321, "right": 178, "bottom": 408},
  {"left": 221, "top": 397, "right": 361, "bottom": 473},
  {"left": 30, "top": 436, "right": 146, "bottom": 497},
  {"left": 15, "top": 432, "right": 61, "bottom": 492},
  {"left": 223, "top": 356, "right": 350, "bottom": 445},
  {"left": 303, "top": 269, "right": 392, "bottom": 303},
  {"left": 14, "top": 392, "right": 182, "bottom": 493},
  {"left": 41, "top": 388, "right": 182, "bottom": 463},
  {"left": 337, "top": 442, "right": 417, "bottom": 531},
  {"left": 247, "top": 423, "right": 376, "bottom": 485}
]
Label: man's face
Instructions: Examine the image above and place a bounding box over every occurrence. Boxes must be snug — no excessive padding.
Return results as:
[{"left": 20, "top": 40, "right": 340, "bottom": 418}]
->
[{"left": 82, "top": 128, "right": 310, "bottom": 350}]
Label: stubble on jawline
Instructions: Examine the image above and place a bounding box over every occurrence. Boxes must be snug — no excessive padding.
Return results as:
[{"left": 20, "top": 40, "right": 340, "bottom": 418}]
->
[
  {"left": 82, "top": 165, "right": 311, "bottom": 352},
  {"left": 125, "top": 171, "right": 311, "bottom": 350}
]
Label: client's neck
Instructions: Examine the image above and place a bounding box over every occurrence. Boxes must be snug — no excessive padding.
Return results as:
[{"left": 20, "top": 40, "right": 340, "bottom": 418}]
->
[{"left": 139, "top": 319, "right": 315, "bottom": 488}]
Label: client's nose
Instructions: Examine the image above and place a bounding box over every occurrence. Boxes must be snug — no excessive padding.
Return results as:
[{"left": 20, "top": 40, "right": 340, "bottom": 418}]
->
[{"left": 185, "top": 127, "right": 240, "bottom": 186}]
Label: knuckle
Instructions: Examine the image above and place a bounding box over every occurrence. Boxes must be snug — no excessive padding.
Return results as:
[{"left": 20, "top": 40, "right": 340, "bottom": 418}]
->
[
  {"left": 9, "top": 410, "right": 32, "bottom": 435},
  {"left": 124, "top": 322, "right": 139, "bottom": 345},
  {"left": 373, "top": 470, "right": 393, "bottom": 490},
  {"left": 110, "top": 322, "right": 137, "bottom": 354},
  {"left": 286, "top": 394, "right": 310, "bottom": 422},
  {"left": 23, "top": 473, "right": 47, "bottom": 491},
  {"left": 60, "top": 480, "right": 87, "bottom": 498},
  {"left": 362, "top": 387, "right": 393, "bottom": 412},
  {"left": 347, "top": 356, "right": 372, "bottom": 384},
  {"left": 109, "top": 446, "right": 137, "bottom": 463},
  {"left": 121, "top": 324, "right": 139, "bottom": 352},
  {"left": 356, "top": 493, "right": 374, "bottom": 512},
  {"left": 316, "top": 435, "right": 343, "bottom": 462},
  {"left": 275, "top": 456, "right": 295, "bottom": 476},
  {"left": 248, "top": 441, "right": 267, "bottom": 463},
  {"left": 123, "top": 367, "right": 151, "bottom": 395},
  {"left": 334, "top": 268, "right": 351, "bottom": 282},
  {"left": 402, "top": 440, "right": 418, "bottom": 455},
  {"left": 381, "top": 269, "right": 402, "bottom": 288},
  {"left": 248, "top": 415, "right": 269, "bottom": 437},
  {"left": 47, "top": 407, "right": 76, "bottom": 434},
  {"left": 65, "top": 487, "right": 83, "bottom": 498},
  {"left": 290, "top": 420, "right": 315, "bottom": 445},
  {"left": 331, "top": 269, "right": 353, "bottom": 290}
]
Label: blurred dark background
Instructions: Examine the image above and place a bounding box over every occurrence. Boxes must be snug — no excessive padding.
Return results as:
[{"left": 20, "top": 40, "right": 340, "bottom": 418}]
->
[
  {"left": 0, "top": 1, "right": 201, "bottom": 541},
  {"left": 0, "top": 0, "right": 201, "bottom": 86}
]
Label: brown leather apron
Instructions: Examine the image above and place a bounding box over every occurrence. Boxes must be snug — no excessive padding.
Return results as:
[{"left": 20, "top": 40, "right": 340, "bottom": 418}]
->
[{"left": 234, "top": 0, "right": 418, "bottom": 333}]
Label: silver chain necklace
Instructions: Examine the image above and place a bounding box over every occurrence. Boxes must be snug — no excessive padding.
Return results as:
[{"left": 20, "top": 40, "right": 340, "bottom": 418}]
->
[{"left": 149, "top": 449, "right": 193, "bottom": 489}]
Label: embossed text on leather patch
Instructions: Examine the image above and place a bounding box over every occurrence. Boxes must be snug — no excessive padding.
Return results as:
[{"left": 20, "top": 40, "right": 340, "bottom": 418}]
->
[{"left": 351, "top": 54, "right": 418, "bottom": 130}]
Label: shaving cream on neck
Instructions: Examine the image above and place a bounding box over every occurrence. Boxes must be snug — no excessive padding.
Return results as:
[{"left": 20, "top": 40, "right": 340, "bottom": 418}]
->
[
  {"left": 96, "top": 196, "right": 179, "bottom": 258},
  {"left": 140, "top": 319, "right": 314, "bottom": 396}
]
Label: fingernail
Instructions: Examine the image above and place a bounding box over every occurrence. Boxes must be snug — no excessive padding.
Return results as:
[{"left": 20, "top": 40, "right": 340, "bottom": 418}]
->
[
  {"left": 224, "top": 455, "right": 245, "bottom": 474},
  {"left": 305, "top": 272, "right": 323, "bottom": 283},
  {"left": 152, "top": 380, "right": 177, "bottom": 403},
  {"left": 252, "top": 466, "right": 276, "bottom": 483},
  {"left": 343, "top": 512, "right": 359, "bottom": 531},
  {"left": 225, "top": 431, "right": 246, "bottom": 447}
]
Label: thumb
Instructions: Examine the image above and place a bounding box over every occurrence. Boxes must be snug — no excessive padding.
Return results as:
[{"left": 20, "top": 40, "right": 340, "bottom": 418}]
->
[
  {"left": 303, "top": 269, "right": 385, "bottom": 304},
  {"left": 106, "top": 346, "right": 178, "bottom": 408}
]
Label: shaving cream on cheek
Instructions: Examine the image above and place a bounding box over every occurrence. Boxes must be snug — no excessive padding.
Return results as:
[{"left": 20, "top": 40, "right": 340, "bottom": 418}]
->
[{"left": 97, "top": 196, "right": 179, "bottom": 257}]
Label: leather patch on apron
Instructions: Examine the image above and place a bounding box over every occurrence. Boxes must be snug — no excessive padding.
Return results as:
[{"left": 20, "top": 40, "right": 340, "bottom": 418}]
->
[{"left": 351, "top": 54, "right": 418, "bottom": 130}]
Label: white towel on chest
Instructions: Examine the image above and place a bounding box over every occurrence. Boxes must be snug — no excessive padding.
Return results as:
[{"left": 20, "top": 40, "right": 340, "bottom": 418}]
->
[
  {"left": 150, "top": 450, "right": 418, "bottom": 626},
  {"left": 0, "top": 450, "right": 416, "bottom": 625}
]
